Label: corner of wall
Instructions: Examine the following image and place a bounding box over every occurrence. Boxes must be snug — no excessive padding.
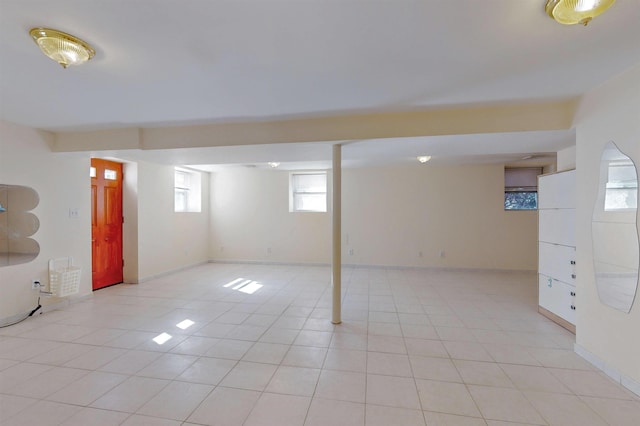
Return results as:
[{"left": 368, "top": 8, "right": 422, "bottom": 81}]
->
[
  {"left": 557, "top": 145, "right": 576, "bottom": 172},
  {"left": 575, "top": 343, "right": 640, "bottom": 396},
  {"left": 122, "top": 161, "right": 139, "bottom": 283}
]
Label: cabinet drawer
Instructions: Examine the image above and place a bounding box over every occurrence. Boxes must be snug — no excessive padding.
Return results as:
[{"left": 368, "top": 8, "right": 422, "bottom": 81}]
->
[
  {"left": 538, "top": 170, "right": 576, "bottom": 209},
  {"left": 539, "top": 209, "right": 576, "bottom": 246},
  {"left": 539, "top": 274, "right": 557, "bottom": 313},
  {"left": 539, "top": 242, "right": 576, "bottom": 283},
  {"left": 538, "top": 274, "right": 576, "bottom": 325},
  {"left": 556, "top": 280, "right": 576, "bottom": 324}
]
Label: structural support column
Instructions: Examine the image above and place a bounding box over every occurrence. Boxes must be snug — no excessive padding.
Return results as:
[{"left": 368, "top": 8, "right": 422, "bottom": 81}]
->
[{"left": 332, "top": 144, "right": 342, "bottom": 324}]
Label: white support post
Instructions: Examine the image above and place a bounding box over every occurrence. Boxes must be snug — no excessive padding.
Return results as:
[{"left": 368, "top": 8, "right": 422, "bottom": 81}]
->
[{"left": 332, "top": 144, "right": 342, "bottom": 324}]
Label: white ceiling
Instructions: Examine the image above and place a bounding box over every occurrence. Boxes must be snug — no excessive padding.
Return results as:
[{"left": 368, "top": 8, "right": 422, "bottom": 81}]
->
[{"left": 1, "top": 1, "right": 638, "bottom": 168}]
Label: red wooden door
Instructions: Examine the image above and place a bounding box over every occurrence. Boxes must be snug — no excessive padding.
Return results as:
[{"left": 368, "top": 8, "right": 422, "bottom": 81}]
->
[{"left": 91, "top": 159, "right": 123, "bottom": 290}]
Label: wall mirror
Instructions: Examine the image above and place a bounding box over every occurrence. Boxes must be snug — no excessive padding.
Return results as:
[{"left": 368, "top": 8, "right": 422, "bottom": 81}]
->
[
  {"left": 592, "top": 142, "right": 639, "bottom": 312},
  {"left": 0, "top": 184, "right": 40, "bottom": 267}
]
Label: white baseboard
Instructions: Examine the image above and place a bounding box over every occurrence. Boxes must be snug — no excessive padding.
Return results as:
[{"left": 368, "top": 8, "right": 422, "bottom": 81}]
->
[
  {"left": 209, "top": 258, "right": 536, "bottom": 274},
  {"left": 0, "top": 310, "right": 33, "bottom": 327},
  {"left": 0, "top": 292, "right": 92, "bottom": 327},
  {"left": 43, "top": 292, "right": 93, "bottom": 311},
  {"left": 136, "top": 261, "right": 210, "bottom": 283},
  {"left": 209, "top": 259, "right": 329, "bottom": 267},
  {"left": 574, "top": 343, "right": 640, "bottom": 397}
]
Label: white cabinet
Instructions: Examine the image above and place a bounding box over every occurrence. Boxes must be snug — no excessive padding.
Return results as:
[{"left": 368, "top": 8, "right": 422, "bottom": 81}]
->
[{"left": 538, "top": 169, "right": 576, "bottom": 332}]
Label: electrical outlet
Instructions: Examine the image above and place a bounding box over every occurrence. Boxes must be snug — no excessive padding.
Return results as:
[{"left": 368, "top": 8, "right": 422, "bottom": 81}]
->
[
  {"left": 349, "top": 249, "right": 354, "bottom": 256},
  {"left": 32, "top": 280, "right": 41, "bottom": 290}
]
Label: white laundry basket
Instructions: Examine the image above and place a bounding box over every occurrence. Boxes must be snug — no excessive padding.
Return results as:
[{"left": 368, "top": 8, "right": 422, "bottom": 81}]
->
[{"left": 49, "top": 257, "right": 81, "bottom": 297}]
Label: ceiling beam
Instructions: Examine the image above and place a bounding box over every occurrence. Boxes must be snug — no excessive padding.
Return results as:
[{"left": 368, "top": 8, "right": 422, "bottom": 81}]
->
[{"left": 53, "top": 98, "right": 578, "bottom": 152}]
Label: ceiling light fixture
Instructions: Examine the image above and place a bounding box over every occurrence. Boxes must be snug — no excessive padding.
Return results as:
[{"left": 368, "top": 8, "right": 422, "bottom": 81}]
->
[
  {"left": 268, "top": 162, "right": 280, "bottom": 168},
  {"left": 545, "top": 0, "right": 616, "bottom": 26},
  {"left": 417, "top": 156, "right": 431, "bottom": 163},
  {"left": 29, "top": 27, "right": 95, "bottom": 68}
]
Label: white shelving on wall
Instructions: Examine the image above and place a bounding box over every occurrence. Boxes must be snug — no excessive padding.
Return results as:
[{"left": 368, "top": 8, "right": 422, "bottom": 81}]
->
[{"left": 538, "top": 169, "right": 577, "bottom": 333}]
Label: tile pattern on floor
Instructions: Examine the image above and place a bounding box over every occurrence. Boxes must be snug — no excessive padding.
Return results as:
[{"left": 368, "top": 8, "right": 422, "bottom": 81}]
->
[{"left": 1, "top": 264, "right": 639, "bottom": 425}]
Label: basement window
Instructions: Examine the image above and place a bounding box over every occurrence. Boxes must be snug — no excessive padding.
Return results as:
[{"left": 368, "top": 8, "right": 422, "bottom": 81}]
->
[
  {"left": 504, "top": 167, "right": 542, "bottom": 210},
  {"left": 289, "top": 172, "right": 327, "bottom": 212},
  {"left": 174, "top": 168, "right": 201, "bottom": 212}
]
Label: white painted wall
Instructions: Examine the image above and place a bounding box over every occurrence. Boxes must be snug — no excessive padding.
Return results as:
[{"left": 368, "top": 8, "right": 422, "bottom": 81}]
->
[
  {"left": 343, "top": 164, "right": 537, "bottom": 270},
  {"left": 557, "top": 145, "right": 576, "bottom": 172},
  {"left": 210, "top": 169, "right": 331, "bottom": 264},
  {"left": 0, "top": 121, "right": 92, "bottom": 321},
  {"left": 122, "top": 161, "right": 139, "bottom": 283},
  {"left": 574, "top": 63, "right": 640, "bottom": 384},
  {"left": 137, "top": 162, "right": 210, "bottom": 280},
  {"left": 0, "top": 121, "right": 212, "bottom": 323},
  {"left": 210, "top": 164, "right": 538, "bottom": 271}
]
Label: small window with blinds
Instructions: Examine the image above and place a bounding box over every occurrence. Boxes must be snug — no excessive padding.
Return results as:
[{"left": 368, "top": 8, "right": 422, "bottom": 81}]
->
[
  {"left": 504, "top": 167, "right": 542, "bottom": 210},
  {"left": 289, "top": 172, "right": 327, "bottom": 212}
]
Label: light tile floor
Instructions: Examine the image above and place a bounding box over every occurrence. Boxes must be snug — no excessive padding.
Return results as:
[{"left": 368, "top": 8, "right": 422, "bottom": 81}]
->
[{"left": 1, "top": 264, "right": 639, "bottom": 425}]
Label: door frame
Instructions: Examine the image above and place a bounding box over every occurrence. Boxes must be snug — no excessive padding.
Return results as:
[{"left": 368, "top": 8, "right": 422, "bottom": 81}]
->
[
  {"left": 89, "top": 158, "right": 140, "bottom": 285},
  {"left": 91, "top": 158, "right": 124, "bottom": 290}
]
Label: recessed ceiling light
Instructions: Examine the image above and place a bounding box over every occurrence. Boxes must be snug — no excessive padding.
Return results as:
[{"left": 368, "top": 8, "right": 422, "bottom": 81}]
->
[
  {"left": 29, "top": 27, "right": 95, "bottom": 68},
  {"left": 417, "top": 156, "right": 431, "bottom": 163},
  {"left": 268, "top": 162, "right": 280, "bottom": 168}
]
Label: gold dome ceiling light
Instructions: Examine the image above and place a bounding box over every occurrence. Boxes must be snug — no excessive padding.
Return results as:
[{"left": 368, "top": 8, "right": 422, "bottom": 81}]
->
[
  {"left": 545, "top": 0, "right": 616, "bottom": 26},
  {"left": 29, "top": 28, "right": 95, "bottom": 68}
]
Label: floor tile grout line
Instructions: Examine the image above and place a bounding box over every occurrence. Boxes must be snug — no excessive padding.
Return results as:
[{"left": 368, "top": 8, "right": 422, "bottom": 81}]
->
[{"left": 1, "top": 264, "right": 638, "bottom": 425}]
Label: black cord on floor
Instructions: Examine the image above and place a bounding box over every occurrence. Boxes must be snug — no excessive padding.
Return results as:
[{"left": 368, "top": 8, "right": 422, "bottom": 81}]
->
[
  {"left": 0, "top": 297, "right": 42, "bottom": 328},
  {"left": 28, "top": 296, "right": 42, "bottom": 317}
]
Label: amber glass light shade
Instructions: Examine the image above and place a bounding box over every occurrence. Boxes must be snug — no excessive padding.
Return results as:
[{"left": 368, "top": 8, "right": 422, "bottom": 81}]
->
[
  {"left": 545, "top": 0, "right": 616, "bottom": 25},
  {"left": 29, "top": 28, "right": 95, "bottom": 68}
]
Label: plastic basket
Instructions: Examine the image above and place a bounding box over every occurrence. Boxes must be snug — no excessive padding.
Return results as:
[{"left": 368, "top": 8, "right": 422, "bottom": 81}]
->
[{"left": 49, "top": 257, "right": 81, "bottom": 297}]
